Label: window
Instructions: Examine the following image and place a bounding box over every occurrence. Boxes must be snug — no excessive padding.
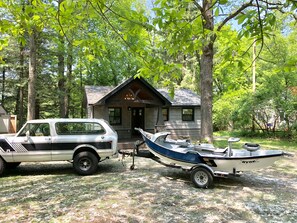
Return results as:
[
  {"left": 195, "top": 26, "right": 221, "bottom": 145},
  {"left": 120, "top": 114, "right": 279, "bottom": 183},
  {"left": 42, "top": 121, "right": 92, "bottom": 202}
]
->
[
  {"left": 182, "top": 108, "right": 194, "bottom": 121},
  {"left": 162, "top": 108, "right": 169, "bottom": 121},
  {"left": 55, "top": 122, "right": 105, "bottom": 135},
  {"left": 18, "top": 123, "right": 50, "bottom": 137},
  {"left": 108, "top": 107, "right": 122, "bottom": 125}
]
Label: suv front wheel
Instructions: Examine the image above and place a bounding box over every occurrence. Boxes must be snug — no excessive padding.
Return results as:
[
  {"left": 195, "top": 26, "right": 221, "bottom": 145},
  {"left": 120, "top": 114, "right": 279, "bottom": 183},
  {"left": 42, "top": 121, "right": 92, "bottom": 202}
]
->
[{"left": 73, "top": 151, "right": 98, "bottom": 175}]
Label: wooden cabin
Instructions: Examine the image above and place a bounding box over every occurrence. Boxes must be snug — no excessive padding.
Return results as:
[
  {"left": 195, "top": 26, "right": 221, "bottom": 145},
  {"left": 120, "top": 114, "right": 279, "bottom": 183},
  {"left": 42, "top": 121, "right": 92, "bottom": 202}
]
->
[
  {"left": 0, "top": 104, "right": 17, "bottom": 133},
  {"left": 84, "top": 77, "right": 201, "bottom": 140}
]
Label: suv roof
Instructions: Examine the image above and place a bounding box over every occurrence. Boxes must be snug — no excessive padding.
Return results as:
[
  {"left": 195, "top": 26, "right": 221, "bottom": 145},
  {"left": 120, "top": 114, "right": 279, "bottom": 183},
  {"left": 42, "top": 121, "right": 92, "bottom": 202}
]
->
[{"left": 26, "top": 118, "right": 104, "bottom": 123}]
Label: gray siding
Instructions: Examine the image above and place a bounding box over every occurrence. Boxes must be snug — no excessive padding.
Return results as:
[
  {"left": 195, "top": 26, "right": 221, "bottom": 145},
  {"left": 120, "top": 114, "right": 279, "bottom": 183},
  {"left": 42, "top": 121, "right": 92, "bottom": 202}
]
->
[
  {"left": 145, "top": 107, "right": 158, "bottom": 132},
  {"left": 165, "top": 107, "right": 201, "bottom": 140}
]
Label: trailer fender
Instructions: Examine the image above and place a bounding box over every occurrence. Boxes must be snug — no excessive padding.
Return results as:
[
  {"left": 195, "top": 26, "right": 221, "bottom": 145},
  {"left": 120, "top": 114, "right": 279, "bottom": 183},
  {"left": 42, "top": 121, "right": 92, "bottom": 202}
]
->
[{"left": 190, "top": 164, "right": 214, "bottom": 176}]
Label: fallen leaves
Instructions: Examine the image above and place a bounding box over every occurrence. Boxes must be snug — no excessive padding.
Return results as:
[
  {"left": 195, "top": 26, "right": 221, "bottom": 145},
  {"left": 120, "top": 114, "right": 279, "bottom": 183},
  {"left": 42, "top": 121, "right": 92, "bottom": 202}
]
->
[{"left": 0, "top": 154, "right": 296, "bottom": 223}]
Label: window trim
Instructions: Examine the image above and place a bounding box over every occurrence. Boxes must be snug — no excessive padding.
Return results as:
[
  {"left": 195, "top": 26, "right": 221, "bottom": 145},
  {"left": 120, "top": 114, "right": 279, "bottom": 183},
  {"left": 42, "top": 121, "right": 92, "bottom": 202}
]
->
[
  {"left": 182, "top": 107, "right": 194, "bottom": 121},
  {"left": 108, "top": 107, "right": 122, "bottom": 125},
  {"left": 162, "top": 108, "right": 169, "bottom": 121}
]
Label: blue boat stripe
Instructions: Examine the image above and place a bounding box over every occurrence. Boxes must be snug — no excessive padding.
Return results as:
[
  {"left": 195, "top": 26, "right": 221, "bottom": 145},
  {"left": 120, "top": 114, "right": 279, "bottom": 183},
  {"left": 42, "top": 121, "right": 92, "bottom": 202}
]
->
[{"left": 144, "top": 135, "right": 205, "bottom": 165}]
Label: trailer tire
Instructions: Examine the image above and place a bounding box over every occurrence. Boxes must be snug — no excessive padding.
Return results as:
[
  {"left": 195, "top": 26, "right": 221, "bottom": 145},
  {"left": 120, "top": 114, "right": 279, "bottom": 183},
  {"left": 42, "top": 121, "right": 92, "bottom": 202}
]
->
[
  {"left": 73, "top": 151, "right": 98, "bottom": 175},
  {"left": 191, "top": 167, "right": 213, "bottom": 189},
  {"left": 0, "top": 157, "right": 6, "bottom": 176}
]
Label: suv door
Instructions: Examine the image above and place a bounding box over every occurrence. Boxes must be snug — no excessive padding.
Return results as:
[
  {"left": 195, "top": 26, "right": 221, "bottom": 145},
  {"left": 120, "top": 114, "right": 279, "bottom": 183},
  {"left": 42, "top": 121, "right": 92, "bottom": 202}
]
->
[{"left": 11, "top": 122, "right": 52, "bottom": 162}]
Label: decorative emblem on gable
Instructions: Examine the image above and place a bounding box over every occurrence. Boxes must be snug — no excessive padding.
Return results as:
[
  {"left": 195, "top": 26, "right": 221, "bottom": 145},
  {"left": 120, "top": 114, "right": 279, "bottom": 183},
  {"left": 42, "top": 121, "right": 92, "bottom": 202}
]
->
[{"left": 124, "top": 88, "right": 141, "bottom": 101}]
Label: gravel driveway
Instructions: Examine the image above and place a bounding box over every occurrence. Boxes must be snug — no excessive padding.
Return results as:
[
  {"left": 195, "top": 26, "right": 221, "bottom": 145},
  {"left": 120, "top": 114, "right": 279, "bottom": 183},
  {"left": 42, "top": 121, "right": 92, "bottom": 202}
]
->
[{"left": 0, "top": 151, "right": 296, "bottom": 223}]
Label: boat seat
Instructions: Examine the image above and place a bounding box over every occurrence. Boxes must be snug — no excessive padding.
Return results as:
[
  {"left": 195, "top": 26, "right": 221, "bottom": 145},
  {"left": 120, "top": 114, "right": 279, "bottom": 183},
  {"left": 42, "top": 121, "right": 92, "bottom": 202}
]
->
[
  {"left": 243, "top": 143, "right": 260, "bottom": 152},
  {"left": 193, "top": 144, "right": 228, "bottom": 154},
  {"left": 164, "top": 139, "right": 190, "bottom": 147}
]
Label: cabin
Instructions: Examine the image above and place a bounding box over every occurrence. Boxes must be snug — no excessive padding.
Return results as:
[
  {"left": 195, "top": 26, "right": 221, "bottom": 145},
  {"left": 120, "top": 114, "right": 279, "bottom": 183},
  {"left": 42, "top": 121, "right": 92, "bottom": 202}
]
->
[
  {"left": 84, "top": 77, "right": 201, "bottom": 140},
  {"left": 0, "top": 104, "right": 17, "bottom": 134}
]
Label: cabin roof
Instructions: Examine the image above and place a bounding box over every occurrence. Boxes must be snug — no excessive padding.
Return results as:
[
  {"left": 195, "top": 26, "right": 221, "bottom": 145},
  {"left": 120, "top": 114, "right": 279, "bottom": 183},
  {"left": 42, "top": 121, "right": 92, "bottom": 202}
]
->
[
  {"left": 85, "top": 86, "right": 114, "bottom": 105},
  {"left": 85, "top": 77, "right": 200, "bottom": 106},
  {"left": 0, "top": 104, "right": 7, "bottom": 115},
  {"left": 157, "top": 88, "right": 201, "bottom": 106}
]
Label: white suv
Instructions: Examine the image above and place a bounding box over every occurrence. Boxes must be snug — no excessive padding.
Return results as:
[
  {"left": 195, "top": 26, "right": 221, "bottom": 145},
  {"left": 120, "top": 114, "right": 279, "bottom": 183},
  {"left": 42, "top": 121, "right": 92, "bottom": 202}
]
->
[{"left": 0, "top": 119, "right": 118, "bottom": 175}]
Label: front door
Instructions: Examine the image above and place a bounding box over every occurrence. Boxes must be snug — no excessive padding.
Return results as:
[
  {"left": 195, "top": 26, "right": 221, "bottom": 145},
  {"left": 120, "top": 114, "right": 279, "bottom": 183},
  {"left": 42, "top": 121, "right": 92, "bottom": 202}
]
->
[
  {"left": 131, "top": 107, "right": 144, "bottom": 137},
  {"left": 11, "top": 122, "right": 52, "bottom": 162}
]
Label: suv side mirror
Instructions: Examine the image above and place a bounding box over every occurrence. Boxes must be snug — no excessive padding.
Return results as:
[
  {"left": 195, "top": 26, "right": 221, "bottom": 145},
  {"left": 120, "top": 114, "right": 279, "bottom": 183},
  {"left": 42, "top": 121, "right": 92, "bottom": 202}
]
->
[{"left": 25, "top": 130, "right": 30, "bottom": 141}]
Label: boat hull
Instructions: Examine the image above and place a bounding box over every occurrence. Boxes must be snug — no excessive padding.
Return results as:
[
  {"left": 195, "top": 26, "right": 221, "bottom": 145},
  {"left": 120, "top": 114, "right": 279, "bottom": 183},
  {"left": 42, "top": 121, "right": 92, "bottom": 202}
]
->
[
  {"left": 140, "top": 129, "right": 284, "bottom": 174},
  {"left": 203, "top": 154, "right": 283, "bottom": 172}
]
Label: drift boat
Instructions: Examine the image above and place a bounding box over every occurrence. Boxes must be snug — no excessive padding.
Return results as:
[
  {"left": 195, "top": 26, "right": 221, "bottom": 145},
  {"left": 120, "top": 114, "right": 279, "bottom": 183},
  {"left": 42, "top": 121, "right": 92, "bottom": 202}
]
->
[{"left": 134, "top": 128, "right": 291, "bottom": 188}]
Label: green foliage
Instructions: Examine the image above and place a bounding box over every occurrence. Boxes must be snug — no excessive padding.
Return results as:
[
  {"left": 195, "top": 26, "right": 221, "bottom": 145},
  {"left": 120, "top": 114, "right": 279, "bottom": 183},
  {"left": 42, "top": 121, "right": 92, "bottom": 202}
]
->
[
  {"left": 0, "top": 0, "right": 147, "bottom": 119},
  {"left": 0, "top": 0, "right": 296, "bottom": 137},
  {"left": 214, "top": 131, "right": 297, "bottom": 149},
  {"left": 213, "top": 21, "right": 297, "bottom": 139}
]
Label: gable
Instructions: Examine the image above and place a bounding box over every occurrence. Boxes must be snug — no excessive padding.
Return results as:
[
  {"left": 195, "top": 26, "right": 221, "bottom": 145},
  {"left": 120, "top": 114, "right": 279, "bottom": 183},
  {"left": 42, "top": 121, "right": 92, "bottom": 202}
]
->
[
  {"left": 84, "top": 77, "right": 201, "bottom": 107},
  {"left": 85, "top": 77, "right": 171, "bottom": 106}
]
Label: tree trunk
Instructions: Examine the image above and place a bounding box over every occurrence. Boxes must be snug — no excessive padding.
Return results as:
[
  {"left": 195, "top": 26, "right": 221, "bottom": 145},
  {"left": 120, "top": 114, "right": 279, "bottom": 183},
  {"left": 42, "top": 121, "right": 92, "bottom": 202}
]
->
[
  {"left": 27, "top": 28, "right": 37, "bottom": 120},
  {"left": 200, "top": 44, "right": 214, "bottom": 143},
  {"left": 79, "top": 56, "right": 84, "bottom": 118},
  {"left": 58, "top": 34, "right": 66, "bottom": 118},
  {"left": 199, "top": 0, "right": 215, "bottom": 143},
  {"left": 65, "top": 41, "right": 73, "bottom": 118},
  {"left": 16, "top": 43, "right": 25, "bottom": 127},
  {"left": 1, "top": 63, "right": 5, "bottom": 103}
]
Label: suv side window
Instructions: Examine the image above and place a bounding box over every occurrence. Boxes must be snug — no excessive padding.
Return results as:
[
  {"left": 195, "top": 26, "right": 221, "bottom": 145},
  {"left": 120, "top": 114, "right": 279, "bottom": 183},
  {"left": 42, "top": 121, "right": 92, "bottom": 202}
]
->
[
  {"left": 55, "top": 122, "right": 106, "bottom": 135},
  {"left": 18, "top": 123, "right": 51, "bottom": 137}
]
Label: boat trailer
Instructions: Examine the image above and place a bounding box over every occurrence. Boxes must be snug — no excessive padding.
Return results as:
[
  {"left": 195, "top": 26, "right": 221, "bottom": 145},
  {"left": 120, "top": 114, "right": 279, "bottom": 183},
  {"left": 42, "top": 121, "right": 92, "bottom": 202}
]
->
[{"left": 118, "top": 140, "right": 233, "bottom": 188}]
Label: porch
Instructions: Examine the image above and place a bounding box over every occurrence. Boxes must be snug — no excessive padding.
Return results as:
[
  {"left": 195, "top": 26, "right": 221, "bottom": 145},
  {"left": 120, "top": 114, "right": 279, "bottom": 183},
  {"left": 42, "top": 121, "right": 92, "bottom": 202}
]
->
[{"left": 117, "top": 138, "right": 142, "bottom": 150}]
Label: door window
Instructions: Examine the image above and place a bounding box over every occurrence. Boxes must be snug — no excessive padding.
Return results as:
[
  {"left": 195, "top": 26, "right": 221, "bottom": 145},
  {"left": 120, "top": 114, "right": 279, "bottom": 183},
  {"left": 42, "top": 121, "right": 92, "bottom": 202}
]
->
[{"left": 18, "top": 123, "right": 51, "bottom": 137}]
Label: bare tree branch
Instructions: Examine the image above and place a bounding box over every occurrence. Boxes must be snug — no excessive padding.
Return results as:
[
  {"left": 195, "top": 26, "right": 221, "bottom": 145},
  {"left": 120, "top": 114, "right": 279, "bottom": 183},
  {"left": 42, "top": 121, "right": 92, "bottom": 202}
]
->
[
  {"left": 192, "top": 0, "right": 203, "bottom": 12},
  {"left": 87, "top": 0, "right": 154, "bottom": 72},
  {"left": 217, "top": 0, "right": 253, "bottom": 31}
]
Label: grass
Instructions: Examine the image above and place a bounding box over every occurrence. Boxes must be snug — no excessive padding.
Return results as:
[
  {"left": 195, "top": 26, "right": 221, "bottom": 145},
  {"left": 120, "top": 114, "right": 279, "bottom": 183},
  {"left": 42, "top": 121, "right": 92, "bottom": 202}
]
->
[
  {"left": 214, "top": 131, "right": 296, "bottom": 151},
  {"left": 0, "top": 134, "right": 296, "bottom": 222}
]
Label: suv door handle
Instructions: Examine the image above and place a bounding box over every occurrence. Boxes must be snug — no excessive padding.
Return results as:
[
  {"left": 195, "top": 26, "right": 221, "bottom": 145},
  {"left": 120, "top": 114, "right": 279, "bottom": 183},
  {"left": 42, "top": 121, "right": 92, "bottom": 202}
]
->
[{"left": 44, "top": 137, "right": 51, "bottom": 141}]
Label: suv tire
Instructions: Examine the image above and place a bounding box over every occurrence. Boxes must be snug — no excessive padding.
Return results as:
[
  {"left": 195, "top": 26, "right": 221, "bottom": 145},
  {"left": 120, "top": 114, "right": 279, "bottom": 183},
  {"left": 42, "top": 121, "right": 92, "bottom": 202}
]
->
[
  {"left": 6, "top": 162, "right": 21, "bottom": 169},
  {"left": 0, "top": 157, "right": 6, "bottom": 175},
  {"left": 73, "top": 151, "right": 98, "bottom": 175}
]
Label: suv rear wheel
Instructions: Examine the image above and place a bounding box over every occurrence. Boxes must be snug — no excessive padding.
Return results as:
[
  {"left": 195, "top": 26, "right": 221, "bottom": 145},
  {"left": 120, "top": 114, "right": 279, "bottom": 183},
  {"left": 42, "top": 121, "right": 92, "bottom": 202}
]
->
[
  {"left": 0, "top": 157, "right": 6, "bottom": 175},
  {"left": 6, "top": 162, "right": 21, "bottom": 169},
  {"left": 73, "top": 151, "right": 98, "bottom": 175}
]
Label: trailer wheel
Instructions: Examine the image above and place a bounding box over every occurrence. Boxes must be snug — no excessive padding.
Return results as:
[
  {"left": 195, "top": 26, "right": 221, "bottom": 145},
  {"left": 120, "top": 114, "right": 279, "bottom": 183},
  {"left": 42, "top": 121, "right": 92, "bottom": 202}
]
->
[
  {"left": 0, "top": 157, "right": 6, "bottom": 175},
  {"left": 191, "top": 167, "right": 213, "bottom": 189},
  {"left": 73, "top": 151, "right": 98, "bottom": 175}
]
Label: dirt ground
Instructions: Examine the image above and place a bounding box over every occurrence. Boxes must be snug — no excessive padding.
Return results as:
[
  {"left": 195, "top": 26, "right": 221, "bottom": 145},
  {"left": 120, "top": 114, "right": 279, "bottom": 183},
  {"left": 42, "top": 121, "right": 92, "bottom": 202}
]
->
[{"left": 0, "top": 151, "right": 296, "bottom": 223}]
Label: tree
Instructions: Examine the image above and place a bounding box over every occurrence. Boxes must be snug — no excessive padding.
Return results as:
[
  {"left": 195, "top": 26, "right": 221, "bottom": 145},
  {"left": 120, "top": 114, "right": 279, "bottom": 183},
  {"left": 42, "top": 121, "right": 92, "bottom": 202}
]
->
[
  {"left": 0, "top": 0, "right": 145, "bottom": 120},
  {"left": 27, "top": 25, "right": 37, "bottom": 120},
  {"left": 214, "top": 15, "right": 297, "bottom": 137},
  {"left": 0, "top": 0, "right": 28, "bottom": 125},
  {"left": 1, "top": 0, "right": 296, "bottom": 136},
  {"left": 142, "top": 0, "right": 297, "bottom": 142}
]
